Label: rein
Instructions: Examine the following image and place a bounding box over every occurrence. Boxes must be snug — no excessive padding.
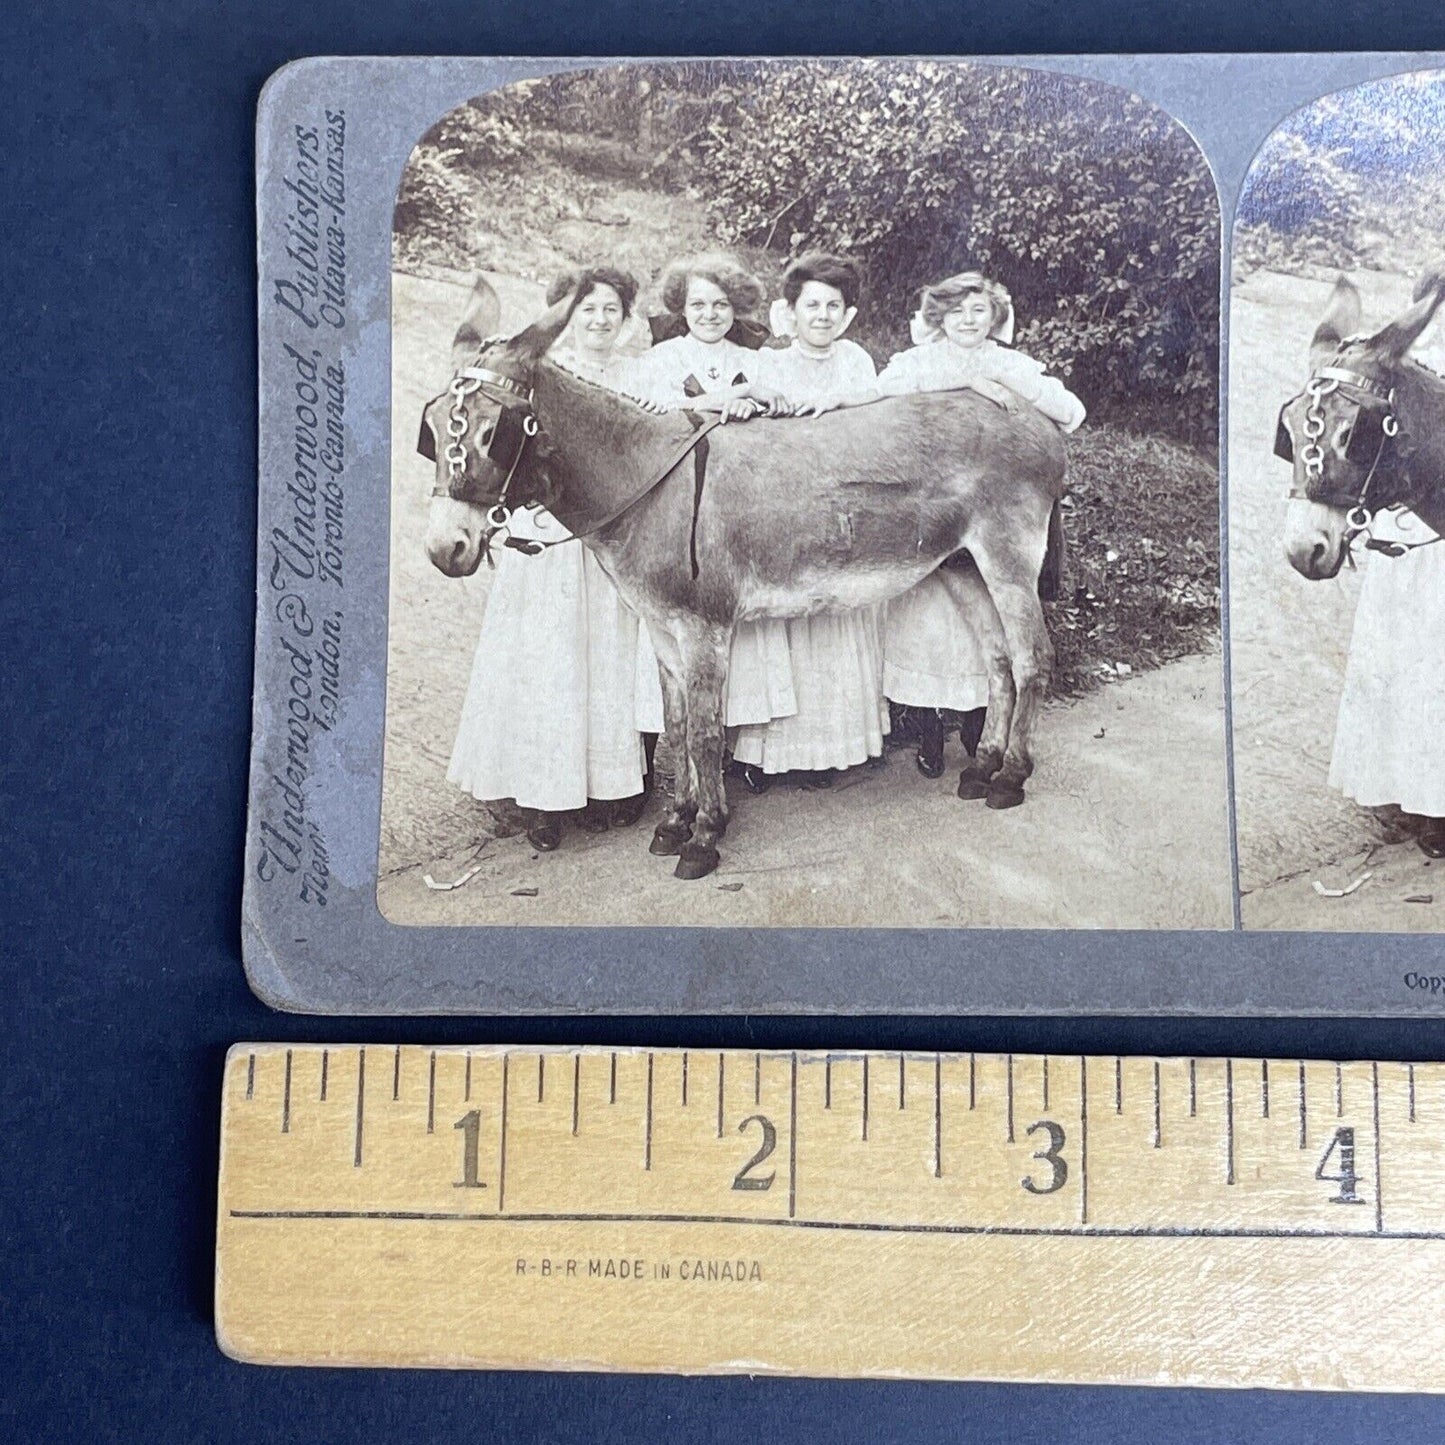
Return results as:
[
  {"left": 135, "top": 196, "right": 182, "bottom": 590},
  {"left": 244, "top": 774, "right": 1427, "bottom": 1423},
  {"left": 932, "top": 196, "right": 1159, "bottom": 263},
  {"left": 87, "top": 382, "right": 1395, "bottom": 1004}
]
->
[
  {"left": 422, "top": 353, "right": 723, "bottom": 573},
  {"left": 1277, "top": 360, "right": 1440, "bottom": 561}
]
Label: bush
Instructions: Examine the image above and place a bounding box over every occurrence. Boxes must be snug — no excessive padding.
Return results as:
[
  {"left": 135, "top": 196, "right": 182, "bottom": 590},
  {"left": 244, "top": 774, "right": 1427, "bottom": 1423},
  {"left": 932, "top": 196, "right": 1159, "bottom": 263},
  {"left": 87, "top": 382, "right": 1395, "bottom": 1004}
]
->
[
  {"left": 1235, "top": 72, "right": 1445, "bottom": 280},
  {"left": 1047, "top": 426, "right": 1220, "bottom": 695}
]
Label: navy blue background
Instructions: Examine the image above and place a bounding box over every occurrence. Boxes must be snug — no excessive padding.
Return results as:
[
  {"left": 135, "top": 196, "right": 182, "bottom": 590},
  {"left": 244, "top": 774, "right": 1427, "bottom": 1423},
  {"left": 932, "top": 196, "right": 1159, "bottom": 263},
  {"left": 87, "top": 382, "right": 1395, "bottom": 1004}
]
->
[{"left": 7, "top": 3, "right": 1445, "bottom": 1439}]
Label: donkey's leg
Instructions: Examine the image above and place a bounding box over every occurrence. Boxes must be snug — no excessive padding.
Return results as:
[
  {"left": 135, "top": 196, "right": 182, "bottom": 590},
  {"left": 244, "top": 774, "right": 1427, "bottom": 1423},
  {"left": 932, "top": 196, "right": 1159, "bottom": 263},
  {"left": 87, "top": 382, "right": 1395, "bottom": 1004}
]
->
[
  {"left": 935, "top": 560, "right": 1013, "bottom": 801},
  {"left": 968, "top": 542, "right": 1054, "bottom": 811},
  {"left": 674, "top": 621, "right": 732, "bottom": 881},
  {"left": 647, "top": 623, "right": 697, "bottom": 856}
]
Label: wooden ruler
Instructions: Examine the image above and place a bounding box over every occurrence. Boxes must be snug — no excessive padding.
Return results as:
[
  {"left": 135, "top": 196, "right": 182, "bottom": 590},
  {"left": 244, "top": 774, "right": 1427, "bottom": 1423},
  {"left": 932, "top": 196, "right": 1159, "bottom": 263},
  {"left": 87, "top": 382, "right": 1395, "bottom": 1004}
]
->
[{"left": 216, "top": 1044, "right": 1445, "bottom": 1388}]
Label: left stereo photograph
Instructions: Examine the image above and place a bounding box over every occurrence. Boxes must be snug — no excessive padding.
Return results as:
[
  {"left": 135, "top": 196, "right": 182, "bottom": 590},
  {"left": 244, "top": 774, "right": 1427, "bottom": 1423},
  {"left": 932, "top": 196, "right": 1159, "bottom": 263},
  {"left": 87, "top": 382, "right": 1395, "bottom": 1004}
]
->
[{"left": 246, "top": 55, "right": 1235, "bottom": 1015}]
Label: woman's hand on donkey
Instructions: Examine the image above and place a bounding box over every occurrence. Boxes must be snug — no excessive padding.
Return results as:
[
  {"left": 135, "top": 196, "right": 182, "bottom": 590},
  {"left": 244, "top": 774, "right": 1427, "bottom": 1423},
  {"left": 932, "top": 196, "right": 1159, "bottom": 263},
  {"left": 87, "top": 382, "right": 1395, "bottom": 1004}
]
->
[{"left": 968, "top": 379, "right": 1022, "bottom": 414}]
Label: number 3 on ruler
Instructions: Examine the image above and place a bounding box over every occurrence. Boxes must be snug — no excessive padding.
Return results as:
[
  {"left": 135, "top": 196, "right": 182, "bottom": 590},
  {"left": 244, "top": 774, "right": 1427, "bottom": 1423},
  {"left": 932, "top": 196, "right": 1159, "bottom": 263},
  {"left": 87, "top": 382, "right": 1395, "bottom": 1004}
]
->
[{"left": 1021, "top": 1119, "right": 1068, "bottom": 1195}]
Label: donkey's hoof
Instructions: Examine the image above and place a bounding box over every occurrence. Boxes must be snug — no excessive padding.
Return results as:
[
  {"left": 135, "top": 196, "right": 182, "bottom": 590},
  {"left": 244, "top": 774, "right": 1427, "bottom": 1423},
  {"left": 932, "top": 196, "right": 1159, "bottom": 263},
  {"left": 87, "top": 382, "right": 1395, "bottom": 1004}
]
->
[
  {"left": 674, "top": 843, "right": 721, "bottom": 880},
  {"left": 985, "top": 782, "right": 1027, "bottom": 810},
  {"left": 650, "top": 824, "right": 690, "bottom": 857},
  {"left": 957, "top": 766, "right": 992, "bottom": 801}
]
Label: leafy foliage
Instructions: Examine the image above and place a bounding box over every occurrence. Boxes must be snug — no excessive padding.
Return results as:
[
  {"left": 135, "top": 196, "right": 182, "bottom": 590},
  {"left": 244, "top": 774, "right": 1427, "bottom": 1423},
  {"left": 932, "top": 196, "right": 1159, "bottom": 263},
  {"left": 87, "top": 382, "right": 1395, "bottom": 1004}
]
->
[{"left": 1235, "top": 71, "right": 1445, "bottom": 281}]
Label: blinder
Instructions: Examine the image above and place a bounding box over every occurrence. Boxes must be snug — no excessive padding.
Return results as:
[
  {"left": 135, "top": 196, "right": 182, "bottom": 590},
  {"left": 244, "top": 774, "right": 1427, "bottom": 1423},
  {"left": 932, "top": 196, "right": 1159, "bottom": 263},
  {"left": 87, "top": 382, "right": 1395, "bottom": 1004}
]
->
[
  {"left": 417, "top": 384, "right": 539, "bottom": 504},
  {"left": 1275, "top": 394, "right": 1391, "bottom": 467},
  {"left": 1273, "top": 404, "right": 1293, "bottom": 463},
  {"left": 1342, "top": 404, "right": 1387, "bottom": 464}
]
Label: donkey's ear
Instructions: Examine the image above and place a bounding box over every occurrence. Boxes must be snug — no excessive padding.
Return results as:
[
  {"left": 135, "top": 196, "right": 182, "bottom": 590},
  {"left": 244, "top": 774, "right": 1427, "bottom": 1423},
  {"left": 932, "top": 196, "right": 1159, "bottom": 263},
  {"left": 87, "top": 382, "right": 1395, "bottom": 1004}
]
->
[
  {"left": 450, "top": 275, "right": 502, "bottom": 372},
  {"left": 506, "top": 294, "right": 577, "bottom": 362},
  {"left": 1310, "top": 275, "right": 1362, "bottom": 366},
  {"left": 1366, "top": 278, "right": 1445, "bottom": 362},
  {"left": 1364, "top": 280, "right": 1445, "bottom": 361}
]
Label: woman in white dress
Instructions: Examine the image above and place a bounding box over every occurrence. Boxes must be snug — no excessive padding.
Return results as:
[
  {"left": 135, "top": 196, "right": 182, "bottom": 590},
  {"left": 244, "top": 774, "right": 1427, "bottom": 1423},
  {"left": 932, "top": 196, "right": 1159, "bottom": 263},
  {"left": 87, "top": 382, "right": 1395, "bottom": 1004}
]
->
[
  {"left": 636, "top": 253, "right": 798, "bottom": 793},
  {"left": 447, "top": 266, "right": 662, "bottom": 852},
  {"left": 1327, "top": 319, "right": 1445, "bottom": 857},
  {"left": 874, "top": 272, "right": 1085, "bottom": 778},
  {"left": 730, "top": 253, "right": 889, "bottom": 784}
]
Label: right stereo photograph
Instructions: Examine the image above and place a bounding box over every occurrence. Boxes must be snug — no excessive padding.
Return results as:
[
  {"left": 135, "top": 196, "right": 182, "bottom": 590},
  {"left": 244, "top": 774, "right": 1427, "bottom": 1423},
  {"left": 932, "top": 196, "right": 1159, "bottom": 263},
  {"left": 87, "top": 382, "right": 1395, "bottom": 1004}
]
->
[{"left": 1231, "top": 69, "right": 1445, "bottom": 931}]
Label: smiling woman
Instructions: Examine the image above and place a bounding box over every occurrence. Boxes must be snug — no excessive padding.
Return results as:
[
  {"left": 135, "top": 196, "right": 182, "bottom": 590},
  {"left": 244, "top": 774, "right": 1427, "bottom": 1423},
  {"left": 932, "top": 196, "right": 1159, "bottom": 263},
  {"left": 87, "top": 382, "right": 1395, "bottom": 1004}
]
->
[{"left": 439, "top": 265, "right": 662, "bottom": 853}]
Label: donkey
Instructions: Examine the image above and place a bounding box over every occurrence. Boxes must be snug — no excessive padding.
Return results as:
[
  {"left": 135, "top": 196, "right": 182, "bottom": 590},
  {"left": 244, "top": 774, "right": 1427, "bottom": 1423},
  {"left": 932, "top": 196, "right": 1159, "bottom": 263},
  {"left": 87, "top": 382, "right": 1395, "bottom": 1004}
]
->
[
  {"left": 422, "top": 278, "right": 1067, "bottom": 880},
  {"left": 1279, "top": 272, "right": 1445, "bottom": 581}
]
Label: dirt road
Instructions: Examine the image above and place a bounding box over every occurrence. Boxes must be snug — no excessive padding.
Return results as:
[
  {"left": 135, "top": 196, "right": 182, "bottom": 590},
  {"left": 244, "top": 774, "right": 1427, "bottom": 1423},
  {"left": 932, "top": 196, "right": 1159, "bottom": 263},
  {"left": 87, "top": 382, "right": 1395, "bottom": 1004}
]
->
[
  {"left": 379, "top": 270, "right": 1234, "bottom": 930},
  {"left": 1228, "top": 267, "right": 1442, "bottom": 931}
]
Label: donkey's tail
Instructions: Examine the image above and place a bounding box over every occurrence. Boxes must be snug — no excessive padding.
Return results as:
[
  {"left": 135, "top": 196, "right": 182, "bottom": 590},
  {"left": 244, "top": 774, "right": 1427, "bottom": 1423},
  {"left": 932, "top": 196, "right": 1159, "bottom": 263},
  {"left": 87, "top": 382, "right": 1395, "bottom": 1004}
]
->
[{"left": 1037, "top": 499, "right": 1066, "bottom": 603}]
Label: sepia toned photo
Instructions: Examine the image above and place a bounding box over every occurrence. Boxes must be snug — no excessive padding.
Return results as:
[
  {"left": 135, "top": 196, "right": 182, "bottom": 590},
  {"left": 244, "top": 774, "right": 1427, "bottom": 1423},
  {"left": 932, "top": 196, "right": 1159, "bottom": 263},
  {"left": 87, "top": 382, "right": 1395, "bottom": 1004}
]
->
[
  {"left": 377, "top": 58, "right": 1230, "bottom": 930},
  {"left": 1230, "top": 71, "right": 1445, "bottom": 931}
]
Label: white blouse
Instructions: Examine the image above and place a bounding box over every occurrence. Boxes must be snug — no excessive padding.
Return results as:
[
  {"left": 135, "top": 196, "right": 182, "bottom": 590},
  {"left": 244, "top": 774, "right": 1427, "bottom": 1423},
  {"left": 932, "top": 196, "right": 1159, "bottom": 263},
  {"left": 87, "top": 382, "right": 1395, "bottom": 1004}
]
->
[{"left": 877, "top": 338, "right": 1086, "bottom": 433}]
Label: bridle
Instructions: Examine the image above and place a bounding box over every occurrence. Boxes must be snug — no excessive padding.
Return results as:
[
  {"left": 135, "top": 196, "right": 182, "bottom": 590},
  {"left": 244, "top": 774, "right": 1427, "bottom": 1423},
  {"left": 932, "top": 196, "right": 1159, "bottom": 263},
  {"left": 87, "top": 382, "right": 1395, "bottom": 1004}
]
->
[
  {"left": 419, "top": 340, "right": 726, "bottom": 576},
  {"left": 1276, "top": 360, "right": 1439, "bottom": 559},
  {"left": 418, "top": 342, "right": 540, "bottom": 537}
]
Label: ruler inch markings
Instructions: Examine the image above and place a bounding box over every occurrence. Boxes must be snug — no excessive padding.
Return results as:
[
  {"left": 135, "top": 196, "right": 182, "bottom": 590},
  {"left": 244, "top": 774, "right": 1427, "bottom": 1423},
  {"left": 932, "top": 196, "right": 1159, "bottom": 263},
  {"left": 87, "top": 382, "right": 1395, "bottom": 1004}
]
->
[
  {"left": 1373, "top": 1061, "right": 1384, "bottom": 1234},
  {"left": 645, "top": 1053, "right": 654, "bottom": 1172},
  {"left": 933, "top": 1053, "right": 942, "bottom": 1180},
  {"left": 1226, "top": 1058, "right": 1235, "bottom": 1186},
  {"left": 498, "top": 1053, "right": 510, "bottom": 1212},
  {"left": 788, "top": 1052, "right": 798, "bottom": 1220},
  {"left": 218, "top": 1046, "right": 1445, "bottom": 1385},
  {"left": 352, "top": 1047, "right": 365, "bottom": 1168}
]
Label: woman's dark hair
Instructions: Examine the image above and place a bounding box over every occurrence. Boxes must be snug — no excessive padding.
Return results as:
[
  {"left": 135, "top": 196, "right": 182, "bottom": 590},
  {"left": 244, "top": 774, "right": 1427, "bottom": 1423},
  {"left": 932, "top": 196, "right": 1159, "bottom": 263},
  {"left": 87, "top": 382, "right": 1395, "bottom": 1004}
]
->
[
  {"left": 919, "top": 271, "right": 1011, "bottom": 333},
  {"left": 658, "top": 253, "right": 764, "bottom": 318},
  {"left": 546, "top": 264, "right": 639, "bottom": 316},
  {"left": 781, "top": 252, "right": 862, "bottom": 308}
]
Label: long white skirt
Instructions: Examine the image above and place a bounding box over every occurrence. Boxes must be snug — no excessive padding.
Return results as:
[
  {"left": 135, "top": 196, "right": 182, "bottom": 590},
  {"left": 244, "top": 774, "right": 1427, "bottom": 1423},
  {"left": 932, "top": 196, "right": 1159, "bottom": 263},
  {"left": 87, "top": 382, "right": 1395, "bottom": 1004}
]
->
[
  {"left": 631, "top": 619, "right": 792, "bottom": 732},
  {"left": 882, "top": 572, "right": 990, "bottom": 711},
  {"left": 732, "top": 609, "right": 886, "bottom": 771},
  {"left": 447, "top": 539, "right": 650, "bottom": 812},
  {"left": 1329, "top": 516, "right": 1445, "bottom": 817},
  {"left": 725, "top": 619, "right": 797, "bottom": 727}
]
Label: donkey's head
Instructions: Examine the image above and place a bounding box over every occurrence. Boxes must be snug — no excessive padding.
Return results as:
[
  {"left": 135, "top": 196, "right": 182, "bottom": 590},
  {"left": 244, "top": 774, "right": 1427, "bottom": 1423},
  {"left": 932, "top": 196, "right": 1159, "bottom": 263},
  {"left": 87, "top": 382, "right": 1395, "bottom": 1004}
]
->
[
  {"left": 421, "top": 277, "right": 575, "bottom": 577},
  {"left": 1279, "top": 272, "right": 1445, "bottom": 579}
]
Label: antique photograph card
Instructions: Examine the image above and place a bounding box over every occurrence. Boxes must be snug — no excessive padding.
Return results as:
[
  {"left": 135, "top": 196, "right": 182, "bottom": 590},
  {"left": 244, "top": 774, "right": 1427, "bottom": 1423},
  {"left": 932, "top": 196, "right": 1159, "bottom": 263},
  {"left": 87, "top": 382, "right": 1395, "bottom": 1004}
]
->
[
  {"left": 1229, "top": 69, "right": 1445, "bottom": 933},
  {"left": 247, "top": 54, "right": 1445, "bottom": 1014}
]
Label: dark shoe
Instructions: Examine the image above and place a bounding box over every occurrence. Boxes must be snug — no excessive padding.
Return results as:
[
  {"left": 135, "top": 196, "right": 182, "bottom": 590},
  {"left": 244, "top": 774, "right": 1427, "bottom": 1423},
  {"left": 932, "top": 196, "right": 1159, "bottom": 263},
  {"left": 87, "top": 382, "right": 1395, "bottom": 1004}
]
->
[
  {"left": 730, "top": 760, "right": 772, "bottom": 794},
  {"left": 798, "top": 769, "right": 834, "bottom": 789},
  {"left": 578, "top": 800, "right": 611, "bottom": 833},
  {"left": 915, "top": 710, "right": 945, "bottom": 779},
  {"left": 1419, "top": 818, "right": 1445, "bottom": 859},
  {"left": 609, "top": 791, "right": 648, "bottom": 828},
  {"left": 958, "top": 707, "right": 988, "bottom": 757},
  {"left": 887, "top": 701, "right": 919, "bottom": 748},
  {"left": 525, "top": 811, "right": 563, "bottom": 851}
]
